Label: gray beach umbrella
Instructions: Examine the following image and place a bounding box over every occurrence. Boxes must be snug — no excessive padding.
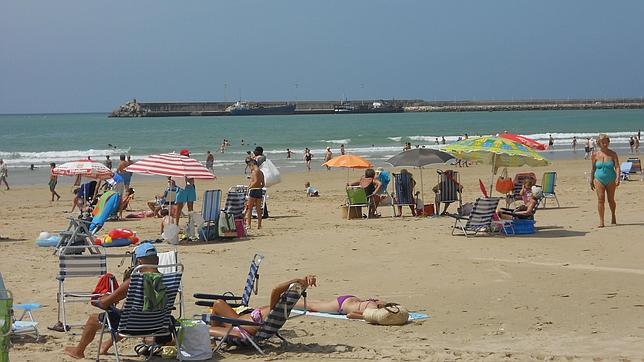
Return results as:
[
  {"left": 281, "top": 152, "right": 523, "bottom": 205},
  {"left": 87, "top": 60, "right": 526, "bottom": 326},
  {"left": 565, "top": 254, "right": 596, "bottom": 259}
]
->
[{"left": 385, "top": 148, "right": 455, "bottom": 202}]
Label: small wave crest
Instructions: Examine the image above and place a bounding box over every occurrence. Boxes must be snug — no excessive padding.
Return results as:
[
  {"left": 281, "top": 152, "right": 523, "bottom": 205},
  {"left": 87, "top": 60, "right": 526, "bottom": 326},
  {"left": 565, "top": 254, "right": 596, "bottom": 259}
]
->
[
  {"left": 387, "top": 137, "right": 402, "bottom": 142},
  {"left": 0, "top": 148, "right": 130, "bottom": 166},
  {"left": 320, "top": 139, "right": 351, "bottom": 145}
]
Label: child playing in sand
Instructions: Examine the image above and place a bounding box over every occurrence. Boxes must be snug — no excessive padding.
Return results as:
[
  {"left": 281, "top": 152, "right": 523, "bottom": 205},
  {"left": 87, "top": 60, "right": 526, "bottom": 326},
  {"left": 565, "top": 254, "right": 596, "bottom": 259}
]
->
[
  {"left": 160, "top": 208, "right": 174, "bottom": 234},
  {"left": 305, "top": 182, "right": 319, "bottom": 197}
]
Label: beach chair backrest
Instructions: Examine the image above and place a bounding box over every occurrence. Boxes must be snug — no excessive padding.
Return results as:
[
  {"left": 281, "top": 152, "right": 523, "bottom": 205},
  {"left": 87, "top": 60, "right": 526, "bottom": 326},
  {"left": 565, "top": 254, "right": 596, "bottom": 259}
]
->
[
  {"left": 393, "top": 173, "right": 414, "bottom": 205},
  {"left": 165, "top": 189, "right": 177, "bottom": 204},
  {"left": 241, "top": 254, "right": 264, "bottom": 306},
  {"left": 224, "top": 187, "right": 247, "bottom": 219},
  {"left": 465, "top": 198, "right": 500, "bottom": 231},
  {"left": 346, "top": 187, "right": 368, "bottom": 205},
  {"left": 118, "top": 266, "right": 183, "bottom": 336},
  {"left": 255, "top": 283, "right": 304, "bottom": 341},
  {"left": 57, "top": 247, "right": 107, "bottom": 281},
  {"left": 541, "top": 171, "right": 557, "bottom": 194},
  {"left": 627, "top": 158, "right": 641, "bottom": 173},
  {"left": 202, "top": 189, "right": 222, "bottom": 222},
  {"left": 437, "top": 170, "right": 460, "bottom": 203}
]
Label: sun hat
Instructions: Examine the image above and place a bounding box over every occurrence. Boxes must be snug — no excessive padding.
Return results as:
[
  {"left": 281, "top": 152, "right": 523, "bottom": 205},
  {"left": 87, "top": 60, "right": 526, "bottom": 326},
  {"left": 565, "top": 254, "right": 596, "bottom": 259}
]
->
[
  {"left": 134, "top": 242, "right": 157, "bottom": 259},
  {"left": 180, "top": 149, "right": 190, "bottom": 157},
  {"left": 363, "top": 303, "right": 409, "bottom": 325}
]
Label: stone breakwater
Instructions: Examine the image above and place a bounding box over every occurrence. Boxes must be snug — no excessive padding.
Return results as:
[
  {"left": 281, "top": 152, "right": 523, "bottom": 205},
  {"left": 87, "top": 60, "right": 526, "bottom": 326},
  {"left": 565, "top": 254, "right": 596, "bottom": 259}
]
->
[{"left": 110, "top": 98, "right": 644, "bottom": 117}]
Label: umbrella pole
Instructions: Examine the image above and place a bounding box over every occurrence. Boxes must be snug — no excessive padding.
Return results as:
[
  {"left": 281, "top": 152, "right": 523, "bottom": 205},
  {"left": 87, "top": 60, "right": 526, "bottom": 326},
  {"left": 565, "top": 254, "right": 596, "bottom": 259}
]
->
[
  {"left": 489, "top": 154, "right": 497, "bottom": 197},
  {"left": 419, "top": 166, "right": 424, "bottom": 205}
]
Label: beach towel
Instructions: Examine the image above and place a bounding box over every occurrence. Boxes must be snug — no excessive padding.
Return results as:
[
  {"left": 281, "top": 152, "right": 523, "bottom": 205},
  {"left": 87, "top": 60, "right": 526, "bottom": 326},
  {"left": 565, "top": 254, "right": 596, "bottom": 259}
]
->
[
  {"left": 91, "top": 273, "right": 119, "bottom": 301},
  {"left": 143, "top": 273, "right": 167, "bottom": 312},
  {"left": 290, "top": 309, "right": 429, "bottom": 321}
]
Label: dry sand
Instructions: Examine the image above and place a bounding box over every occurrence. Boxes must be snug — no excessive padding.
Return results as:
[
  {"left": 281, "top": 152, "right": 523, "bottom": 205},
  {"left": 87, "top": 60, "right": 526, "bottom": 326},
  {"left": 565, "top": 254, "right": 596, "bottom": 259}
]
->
[{"left": 1, "top": 157, "right": 644, "bottom": 361}]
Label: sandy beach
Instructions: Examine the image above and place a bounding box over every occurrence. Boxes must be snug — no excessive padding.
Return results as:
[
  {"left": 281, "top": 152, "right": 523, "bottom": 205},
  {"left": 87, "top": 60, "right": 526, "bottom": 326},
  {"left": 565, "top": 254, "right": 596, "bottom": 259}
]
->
[{"left": 2, "top": 156, "right": 644, "bottom": 361}]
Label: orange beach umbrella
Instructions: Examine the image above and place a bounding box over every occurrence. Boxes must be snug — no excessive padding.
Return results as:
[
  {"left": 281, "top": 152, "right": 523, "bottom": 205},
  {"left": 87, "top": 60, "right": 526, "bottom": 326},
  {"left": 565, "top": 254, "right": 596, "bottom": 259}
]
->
[{"left": 322, "top": 154, "right": 373, "bottom": 169}]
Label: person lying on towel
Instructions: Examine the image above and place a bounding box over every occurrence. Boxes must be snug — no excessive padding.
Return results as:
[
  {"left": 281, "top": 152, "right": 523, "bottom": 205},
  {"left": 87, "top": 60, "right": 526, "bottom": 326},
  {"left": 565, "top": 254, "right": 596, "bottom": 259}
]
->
[
  {"left": 208, "top": 275, "right": 317, "bottom": 338},
  {"left": 294, "top": 294, "right": 394, "bottom": 320},
  {"left": 64, "top": 243, "right": 159, "bottom": 360}
]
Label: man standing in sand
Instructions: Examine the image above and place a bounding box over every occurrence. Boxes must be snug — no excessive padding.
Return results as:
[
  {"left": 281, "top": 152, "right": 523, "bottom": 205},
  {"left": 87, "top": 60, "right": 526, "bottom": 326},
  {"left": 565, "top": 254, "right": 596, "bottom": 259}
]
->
[
  {"left": 323, "top": 147, "right": 333, "bottom": 170},
  {"left": 49, "top": 163, "right": 60, "bottom": 201},
  {"left": 205, "top": 151, "right": 214, "bottom": 172},
  {"left": 0, "top": 159, "right": 9, "bottom": 190},
  {"left": 245, "top": 159, "right": 265, "bottom": 229}
]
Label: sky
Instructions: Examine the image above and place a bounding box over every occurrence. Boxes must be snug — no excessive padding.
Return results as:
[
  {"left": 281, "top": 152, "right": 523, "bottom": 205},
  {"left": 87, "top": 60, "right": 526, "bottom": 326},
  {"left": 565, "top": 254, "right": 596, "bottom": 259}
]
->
[{"left": 2, "top": 0, "right": 644, "bottom": 113}]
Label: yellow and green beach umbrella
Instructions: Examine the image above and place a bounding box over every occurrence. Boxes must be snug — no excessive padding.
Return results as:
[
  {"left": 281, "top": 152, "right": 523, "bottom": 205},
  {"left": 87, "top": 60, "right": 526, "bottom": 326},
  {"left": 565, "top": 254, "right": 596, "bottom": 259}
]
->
[{"left": 442, "top": 136, "right": 550, "bottom": 195}]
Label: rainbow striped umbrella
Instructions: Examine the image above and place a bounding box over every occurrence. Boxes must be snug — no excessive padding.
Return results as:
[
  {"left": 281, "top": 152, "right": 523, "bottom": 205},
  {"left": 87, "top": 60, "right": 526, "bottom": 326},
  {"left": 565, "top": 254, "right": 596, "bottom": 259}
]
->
[
  {"left": 125, "top": 152, "right": 215, "bottom": 179},
  {"left": 442, "top": 136, "right": 549, "bottom": 195}
]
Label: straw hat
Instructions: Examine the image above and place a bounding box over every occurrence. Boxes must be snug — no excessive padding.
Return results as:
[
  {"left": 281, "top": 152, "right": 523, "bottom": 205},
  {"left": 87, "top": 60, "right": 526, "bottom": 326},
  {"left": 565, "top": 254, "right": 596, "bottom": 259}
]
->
[{"left": 363, "top": 304, "right": 409, "bottom": 325}]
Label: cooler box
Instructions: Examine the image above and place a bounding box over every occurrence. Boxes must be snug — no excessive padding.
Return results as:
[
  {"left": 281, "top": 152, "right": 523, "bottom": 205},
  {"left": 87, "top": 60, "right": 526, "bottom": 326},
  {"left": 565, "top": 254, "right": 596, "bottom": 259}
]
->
[{"left": 511, "top": 219, "right": 536, "bottom": 234}]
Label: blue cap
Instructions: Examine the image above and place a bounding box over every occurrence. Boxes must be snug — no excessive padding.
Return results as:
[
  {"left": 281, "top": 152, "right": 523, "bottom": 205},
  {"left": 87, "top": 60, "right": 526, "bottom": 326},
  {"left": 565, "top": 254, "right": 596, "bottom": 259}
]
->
[{"left": 134, "top": 242, "right": 157, "bottom": 259}]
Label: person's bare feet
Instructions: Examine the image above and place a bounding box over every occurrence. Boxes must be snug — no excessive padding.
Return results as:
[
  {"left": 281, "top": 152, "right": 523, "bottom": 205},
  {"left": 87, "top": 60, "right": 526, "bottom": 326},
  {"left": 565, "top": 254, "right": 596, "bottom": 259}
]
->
[
  {"left": 598, "top": 224, "right": 605, "bottom": 228},
  {"left": 64, "top": 346, "right": 84, "bottom": 359},
  {"left": 99, "top": 341, "right": 112, "bottom": 354}
]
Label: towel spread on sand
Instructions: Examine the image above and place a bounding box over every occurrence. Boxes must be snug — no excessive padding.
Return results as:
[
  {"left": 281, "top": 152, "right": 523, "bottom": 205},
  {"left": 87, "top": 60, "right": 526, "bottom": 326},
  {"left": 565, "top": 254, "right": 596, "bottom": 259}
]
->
[
  {"left": 143, "top": 272, "right": 167, "bottom": 312},
  {"left": 290, "top": 309, "right": 429, "bottom": 321}
]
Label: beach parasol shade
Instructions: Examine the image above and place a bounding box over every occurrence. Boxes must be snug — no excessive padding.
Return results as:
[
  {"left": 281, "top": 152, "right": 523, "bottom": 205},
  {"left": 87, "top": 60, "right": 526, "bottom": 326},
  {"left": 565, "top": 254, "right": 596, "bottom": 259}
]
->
[
  {"left": 52, "top": 160, "right": 113, "bottom": 179},
  {"left": 125, "top": 152, "right": 215, "bottom": 179},
  {"left": 385, "top": 148, "right": 454, "bottom": 168},
  {"left": 322, "top": 154, "right": 373, "bottom": 169},
  {"left": 443, "top": 136, "right": 549, "bottom": 195},
  {"left": 499, "top": 133, "right": 546, "bottom": 151}
]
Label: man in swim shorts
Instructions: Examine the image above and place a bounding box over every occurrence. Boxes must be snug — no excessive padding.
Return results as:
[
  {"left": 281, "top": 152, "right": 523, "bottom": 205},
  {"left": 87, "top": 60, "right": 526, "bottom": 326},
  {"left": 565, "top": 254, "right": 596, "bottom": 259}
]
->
[{"left": 245, "top": 159, "right": 265, "bottom": 229}]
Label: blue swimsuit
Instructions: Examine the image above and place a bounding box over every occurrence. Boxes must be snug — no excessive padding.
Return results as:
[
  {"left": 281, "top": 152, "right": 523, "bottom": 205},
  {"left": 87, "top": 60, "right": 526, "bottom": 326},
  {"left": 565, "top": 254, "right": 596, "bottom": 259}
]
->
[{"left": 594, "top": 160, "right": 616, "bottom": 186}]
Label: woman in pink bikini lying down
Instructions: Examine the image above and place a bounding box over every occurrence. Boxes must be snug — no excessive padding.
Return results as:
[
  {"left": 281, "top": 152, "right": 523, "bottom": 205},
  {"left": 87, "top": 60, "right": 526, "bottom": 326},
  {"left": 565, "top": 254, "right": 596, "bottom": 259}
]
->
[
  {"left": 295, "top": 295, "right": 390, "bottom": 319},
  {"left": 208, "top": 275, "right": 317, "bottom": 338}
]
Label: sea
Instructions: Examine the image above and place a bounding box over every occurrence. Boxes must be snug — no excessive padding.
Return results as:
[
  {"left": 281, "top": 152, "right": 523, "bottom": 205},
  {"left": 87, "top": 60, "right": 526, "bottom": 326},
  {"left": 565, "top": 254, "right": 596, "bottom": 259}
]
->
[{"left": 0, "top": 109, "right": 642, "bottom": 185}]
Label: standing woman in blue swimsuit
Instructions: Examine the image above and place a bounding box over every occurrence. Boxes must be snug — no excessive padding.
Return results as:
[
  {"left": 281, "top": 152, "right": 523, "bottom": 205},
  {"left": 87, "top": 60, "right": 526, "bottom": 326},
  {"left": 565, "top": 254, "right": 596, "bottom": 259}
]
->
[{"left": 590, "top": 134, "right": 620, "bottom": 227}]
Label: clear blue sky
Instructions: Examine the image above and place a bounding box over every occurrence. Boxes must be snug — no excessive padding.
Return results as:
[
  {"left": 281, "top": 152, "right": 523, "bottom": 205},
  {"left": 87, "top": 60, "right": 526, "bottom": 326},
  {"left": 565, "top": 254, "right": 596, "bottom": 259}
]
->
[{"left": 2, "top": 0, "right": 644, "bottom": 113}]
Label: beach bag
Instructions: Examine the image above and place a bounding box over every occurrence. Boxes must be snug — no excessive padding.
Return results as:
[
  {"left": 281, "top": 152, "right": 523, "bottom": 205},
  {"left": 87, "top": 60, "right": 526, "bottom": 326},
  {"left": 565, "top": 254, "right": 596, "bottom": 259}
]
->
[
  {"left": 218, "top": 212, "right": 237, "bottom": 238},
  {"left": 495, "top": 168, "right": 514, "bottom": 194},
  {"left": 260, "top": 159, "right": 281, "bottom": 187},
  {"left": 363, "top": 303, "right": 409, "bottom": 325},
  {"left": 162, "top": 223, "right": 180, "bottom": 245},
  {"left": 177, "top": 320, "right": 212, "bottom": 360}
]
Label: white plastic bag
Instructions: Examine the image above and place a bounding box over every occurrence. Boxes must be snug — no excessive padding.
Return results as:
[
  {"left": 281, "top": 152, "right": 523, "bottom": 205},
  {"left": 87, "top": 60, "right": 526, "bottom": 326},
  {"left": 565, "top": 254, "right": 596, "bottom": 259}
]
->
[
  {"left": 161, "top": 223, "right": 179, "bottom": 245},
  {"left": 178, "top": 320, "right": 212, "bottom": 360},
  {"left": 260, "top": 159, "right": 281, "bottom": 187}
]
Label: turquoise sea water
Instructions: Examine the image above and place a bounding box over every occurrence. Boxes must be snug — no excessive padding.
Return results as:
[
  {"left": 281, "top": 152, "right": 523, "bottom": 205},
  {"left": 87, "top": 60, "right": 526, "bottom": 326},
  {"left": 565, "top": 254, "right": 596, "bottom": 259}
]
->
[{"left": 0, "top": 109, "right": 642, "bottom": 184}]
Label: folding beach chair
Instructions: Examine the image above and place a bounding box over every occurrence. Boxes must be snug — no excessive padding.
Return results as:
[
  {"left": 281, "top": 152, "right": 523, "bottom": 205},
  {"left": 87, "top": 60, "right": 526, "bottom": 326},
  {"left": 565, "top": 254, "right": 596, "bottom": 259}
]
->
[
  {"left": 56, "top": 246, "right": 114, "bottom": 331},
  {"left": 201, "top": 189, "right": 222, "bottom": 240},
  {"left": 11, "top": 303, "right": 42, "bottom": 341},
  {"left": 55, "top": 217, "right": 101, "bottom": 254},
  {"left": 224, "top": 186, "right": 248, "bottom": 219},
  {"left": 539, "top": 171, "right": 560, "bottom": 208},
  {"left": 435, "top": 170, "right": 462, "bottom": 214},
  {"left": 157, "top": 250, "right": 185, "bottom": 318},
  {"left": 391, "top": 172, "right": 415, "bottom": 217},
  {"left": 620, "top": 162, "right": 632, "bottom": 181},
  {"left": 209, "top": 282, "right": 308, "bottom": 355},
  {"left": 95, "top": 263, "right": 183, "bottom": 362},
  {"left": 194, "top": 253, "right": 264, "bottom": 308},
  {"left": 627, "top": 157, "right": 642, "bottom": 180},
  {"left": 346, "top": 186, "right": 371, "bottom": 219},
  {"left": 451, "top": 197, "right": 501, "bottom": 237}
]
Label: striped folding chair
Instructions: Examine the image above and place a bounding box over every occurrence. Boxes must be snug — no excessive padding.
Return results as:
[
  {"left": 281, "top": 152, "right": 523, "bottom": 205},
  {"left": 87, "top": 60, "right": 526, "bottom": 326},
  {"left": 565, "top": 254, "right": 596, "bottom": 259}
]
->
[
  {"left": 627, "top": 157, "right": 642, "bottom": 180},
  {"left": 435, "top": 170, "right": 463, "bottom": 214},
  {"left": 451, "top": 197, "right": 501, "bottom": 237},
  {"left": 540, "top": 171, "right": 560, "bottom": 208},
  {"left": 210, "top": 282, "right": 307, "bottom": 355},
  {"left": 96, "top": 264, "right": 183, "bottom": 362},
  {"left": 201, "top": 189, "right": 222, "bottom": 240},
  {"left": 194, "top": 253, "right": 264, "bottom": 308},
  {"left": 391, "top": 172, "right": 415, "bottom": 217},
  {"left": 224, "top": 186, "right": 247, "bottom": 219},
  {"left": 56, "top": 246, "right": 113, "bottom": 331}
]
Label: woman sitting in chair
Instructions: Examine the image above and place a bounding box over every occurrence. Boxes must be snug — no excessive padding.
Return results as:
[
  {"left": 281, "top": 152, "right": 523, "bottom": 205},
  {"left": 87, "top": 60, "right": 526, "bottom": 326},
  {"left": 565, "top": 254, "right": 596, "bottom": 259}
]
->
[
  {"left": 498, "top": 187, "right": 542, "bottom": 220},
  {"left": 347, "top": 168, "right": 382, "bottom": 217},
  {"left": 208, "top": 275, "right": 317, "bottom": 338}
]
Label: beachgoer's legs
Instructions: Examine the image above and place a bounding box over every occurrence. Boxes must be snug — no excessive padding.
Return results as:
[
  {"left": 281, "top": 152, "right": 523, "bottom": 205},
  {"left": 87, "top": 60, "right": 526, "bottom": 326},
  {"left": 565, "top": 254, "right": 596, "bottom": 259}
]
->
[
  {"left": 605, "top": 181, "right": 617, "bottom": 225},
  {"left": 254, "top": 198, "right": 263, "bottom": 229},
  {"left": 0, "top": 176, "right": 8, "bottom": 190},
  {"left": 63, "top": 313, "right": 101, "bottom": 359},
  {"left": 244, "top": 199, "right": 253, "bottom": 229},
  {"left": 187, "top": 201, "right": 194, "bottom": 212},
  {"left": 294, "top": 298, "right": 343, "bottom": 313},
  {"left": 593, "top": 180, "right": 606, "bottom": 227},
  {"left": 175, "top": 203, "right": 184, "bottom": 225}
]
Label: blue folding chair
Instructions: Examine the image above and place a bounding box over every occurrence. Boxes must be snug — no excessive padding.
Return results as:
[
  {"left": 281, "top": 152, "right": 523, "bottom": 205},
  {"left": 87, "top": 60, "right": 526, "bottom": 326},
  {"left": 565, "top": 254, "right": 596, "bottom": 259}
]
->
[{"left": 201, "top": 189, "right": 222, "bottom": 240}]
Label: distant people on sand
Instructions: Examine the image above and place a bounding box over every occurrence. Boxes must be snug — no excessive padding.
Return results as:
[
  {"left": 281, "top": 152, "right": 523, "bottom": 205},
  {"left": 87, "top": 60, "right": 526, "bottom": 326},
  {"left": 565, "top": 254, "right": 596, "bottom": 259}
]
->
[
  {"left": 548, "top": 134, "right": 555, "bottom": 150},
  {"left": 590, "top": 134, "right": 620, "bottom": 228},
  {"left": 305, "top": 181, "right": 319, "bottom": 197},
  {"left": 246, "top": 159, "right": 265, "bottom": 229},
  {"left": 583, "top": 138, "right": 592, "bottom": 160},
  {"left": 629, "top": 136, "right": 635, "bottom": 153},
  {"left": 0, "top": 159, "right": 10, "bottom": 191},
  {"left": 49, "top": 163, "right": 60, "bottom": 201},
  {"left": 244, "top": 151, "right": 253, "bottom": 174},
  {"left": 572, "top": 136, "right": 577, "bottom": 152},
  {"left": 205, "top": 151, "right": 214, "bottom": 172},
  {"left": 304, "top": 148, "right": 313, "bottom": 171},
  {"left": 324, "top": 147, "right": 333, "bottom": 170},
  {"left": 340, "top": 144, "right": 346, "bottom": 155},
  {"left": 286, "top": 148, "right": 293, "bottom": 159},
  {"left": 104, "top": 155, "right": 112, "bottom": 170},
  {"left": 253, "top": 146, "right": 266, "bottom": 167},
  {"left": 635, "top": 136, "right": 640, "bottom": 153}
]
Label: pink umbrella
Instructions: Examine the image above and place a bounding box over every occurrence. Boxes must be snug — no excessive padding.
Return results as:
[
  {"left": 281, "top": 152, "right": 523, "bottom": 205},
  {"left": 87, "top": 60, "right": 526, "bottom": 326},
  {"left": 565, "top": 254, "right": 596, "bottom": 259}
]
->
[
  {"left": 499, "top": 133, "right": 546, "bottom": 151},
  {"left": 125, "top": 152, "right": 215, "bottom": 179},
  {"left": 52, "top": 160, "right": 113, "bottom": 179}
]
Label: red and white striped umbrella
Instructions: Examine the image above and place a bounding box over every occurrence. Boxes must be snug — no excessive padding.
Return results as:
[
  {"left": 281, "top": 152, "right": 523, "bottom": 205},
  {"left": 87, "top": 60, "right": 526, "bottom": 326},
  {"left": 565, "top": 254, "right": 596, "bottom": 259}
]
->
[
  {"left": 125, "top": 152, "right": 215, "bottom": 179},
  {"left": 52, "top": 160, "right": 113, "bottom": 179}
]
